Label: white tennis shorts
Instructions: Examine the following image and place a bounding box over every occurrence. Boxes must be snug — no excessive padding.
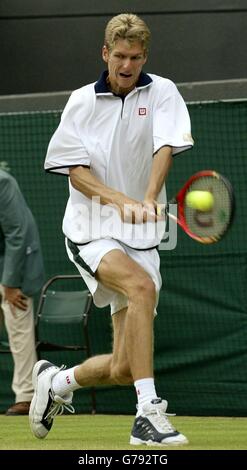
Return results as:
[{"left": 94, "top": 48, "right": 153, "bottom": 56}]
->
[{"left": 65, "top": 238, "right": 162, "bottom": 315}]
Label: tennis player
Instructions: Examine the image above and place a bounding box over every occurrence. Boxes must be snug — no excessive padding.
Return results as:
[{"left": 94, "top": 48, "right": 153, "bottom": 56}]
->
[{"left": 29, "top": 13, "right": 193, "bottom": 446}]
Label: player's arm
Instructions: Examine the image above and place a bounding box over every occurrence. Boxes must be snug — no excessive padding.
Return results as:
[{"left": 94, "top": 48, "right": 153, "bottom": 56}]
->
[
  {"left": 69, "top": 166, "right": 144, "bottom": 223},
  {"left": 144, "top": 145, "right": 172, "bottom": 214}
]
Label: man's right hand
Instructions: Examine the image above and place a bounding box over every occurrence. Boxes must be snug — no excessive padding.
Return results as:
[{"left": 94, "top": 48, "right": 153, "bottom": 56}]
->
[
  {"left": 3, "top": 286, "right": 28, "bottom": 313},
  {"left": 119, "top": 197, "right": 157, "bottom": 224}
]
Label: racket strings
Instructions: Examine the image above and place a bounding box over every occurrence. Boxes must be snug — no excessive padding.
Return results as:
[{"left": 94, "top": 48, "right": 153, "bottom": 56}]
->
[{"left": 184, "top": 176, "right": 232, "bottom": 239}]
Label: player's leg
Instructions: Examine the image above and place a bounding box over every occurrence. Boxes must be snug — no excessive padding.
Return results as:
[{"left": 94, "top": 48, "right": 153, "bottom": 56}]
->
[
  {"left": 95, "top": 248, "right": 156, "bottom": 381},
  {"left": 29, "top": 246, "right": 187, "bottom": 445},
  {"left": 29, "top": 249, "right": 153, "bottom": 439},
  {"left": 110, "top": 306, "right": 132, "bottom": 384},
  {"left": 34, "top": 247, "right": 155, "bottom": 388},
  {"left": 96, "top": 250, "right": 188, "bottom": 446},
  {"left": 52, "top": 306, "right": 132, "bottom": 390},
  {"left": 29, "top": 305, "right": 131, "bottom": 439},
  {"left": 72, "top": 306, "right": 132, "bottom": 387}
]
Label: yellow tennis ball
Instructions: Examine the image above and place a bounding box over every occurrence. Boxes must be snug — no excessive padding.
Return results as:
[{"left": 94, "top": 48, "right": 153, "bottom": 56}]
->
[{"left": 185, "top": 190, "right": 214, "bottom": 211}]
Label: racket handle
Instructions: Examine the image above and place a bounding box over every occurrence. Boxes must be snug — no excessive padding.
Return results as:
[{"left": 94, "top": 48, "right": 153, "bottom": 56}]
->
[{"left": 157, "top": 199, "right": 176, "bottom": 217}]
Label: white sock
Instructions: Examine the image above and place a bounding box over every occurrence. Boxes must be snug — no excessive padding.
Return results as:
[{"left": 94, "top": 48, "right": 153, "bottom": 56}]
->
[
  {"left": 51, "top": 366, "right": 81, "bottom": 396},
  {"left": 134, "top": 378, "right": 158, "bottom": 415}
]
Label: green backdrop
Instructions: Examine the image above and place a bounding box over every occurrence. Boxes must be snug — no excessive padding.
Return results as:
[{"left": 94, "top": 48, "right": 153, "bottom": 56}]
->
[{"left": 0, "top": 101, "right": 246, "bottom": 415}]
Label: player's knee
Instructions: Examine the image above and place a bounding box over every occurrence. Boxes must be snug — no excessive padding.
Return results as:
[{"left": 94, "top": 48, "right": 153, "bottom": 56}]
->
[
  {"left": 142, "top": 277, "right": 156, "bottom": 299},
  {"left": 132, "top": 276, "right": 156, "bottom": 304}
]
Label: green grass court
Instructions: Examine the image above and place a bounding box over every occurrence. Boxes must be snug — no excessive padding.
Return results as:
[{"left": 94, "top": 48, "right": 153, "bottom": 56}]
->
[{"left": 0, "top": 414, "right": 247, "bottom": 450}]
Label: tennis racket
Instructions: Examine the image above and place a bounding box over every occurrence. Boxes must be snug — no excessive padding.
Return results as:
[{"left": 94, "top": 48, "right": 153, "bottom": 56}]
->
[{"left": 161, "top": 170, "right": 234, "bottom": 244}]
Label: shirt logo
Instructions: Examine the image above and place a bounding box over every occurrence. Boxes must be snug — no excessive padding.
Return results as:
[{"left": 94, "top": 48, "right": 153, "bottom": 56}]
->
[{"left": 138, "top": 107, "right": 147, "bottom": 116}]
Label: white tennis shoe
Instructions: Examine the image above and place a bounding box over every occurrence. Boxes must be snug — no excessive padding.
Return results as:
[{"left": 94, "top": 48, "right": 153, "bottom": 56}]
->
[
  {"left": 29, "top": 360, "right": 74, "bottom": 439},
  {"left": 130, "top": 398, "right": 188, "bottom": 446}
]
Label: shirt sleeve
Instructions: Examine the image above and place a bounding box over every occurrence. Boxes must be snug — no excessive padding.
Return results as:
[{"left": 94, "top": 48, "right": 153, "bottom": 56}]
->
[
  {"left": 0, "top": 177, "right": 28, "bottom": 287},
  {"left": 153, "top": 79, "right": 194, "bottom": 156},
  {"left": 44, "top": 90, "right": 91, "bottom": 175}
]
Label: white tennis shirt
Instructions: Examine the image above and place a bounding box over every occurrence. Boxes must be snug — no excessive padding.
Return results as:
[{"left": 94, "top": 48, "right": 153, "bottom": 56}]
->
[{"left": 45, "top": 71, "right": 194, "bottom": 248}]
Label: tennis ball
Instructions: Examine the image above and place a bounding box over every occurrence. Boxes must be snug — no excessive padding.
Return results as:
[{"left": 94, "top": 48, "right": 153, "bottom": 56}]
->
[{"left": 185, "top": 190, "right": 214, "bottom": 211}]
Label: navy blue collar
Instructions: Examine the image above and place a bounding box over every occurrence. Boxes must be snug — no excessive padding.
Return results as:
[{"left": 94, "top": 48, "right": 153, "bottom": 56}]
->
[{"left": 94, "top": 70, "right": 152, "bottom": 94}]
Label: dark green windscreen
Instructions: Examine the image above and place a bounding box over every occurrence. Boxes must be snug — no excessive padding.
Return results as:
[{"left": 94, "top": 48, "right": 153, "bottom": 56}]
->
[{"left": 0, "top": 101, "right": 246, "bottom": 415}]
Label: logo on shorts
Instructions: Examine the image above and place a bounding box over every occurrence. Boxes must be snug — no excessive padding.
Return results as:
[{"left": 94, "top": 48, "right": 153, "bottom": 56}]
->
[
  {"left": 66, "top": 375, "right": 71, "bottom": 385},
  {"left": 138, "top": 107, "right": 147, "bottom": 116}
]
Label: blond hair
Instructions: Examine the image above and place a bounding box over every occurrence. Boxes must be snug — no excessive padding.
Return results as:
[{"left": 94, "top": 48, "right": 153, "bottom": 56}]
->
[{"left": 104, "top": 13, "right": 151, "bottom": 53}]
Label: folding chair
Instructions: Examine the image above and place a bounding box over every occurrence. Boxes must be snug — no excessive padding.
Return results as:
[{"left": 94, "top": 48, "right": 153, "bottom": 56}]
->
[{"left": 35, "top": 274, "right": 96, "bottom": 413}]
